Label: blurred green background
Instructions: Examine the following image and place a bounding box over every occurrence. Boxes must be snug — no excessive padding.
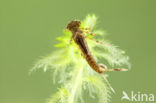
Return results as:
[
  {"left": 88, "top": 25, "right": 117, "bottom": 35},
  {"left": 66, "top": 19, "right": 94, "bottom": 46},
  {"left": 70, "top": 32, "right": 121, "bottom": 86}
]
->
[{"left": 0, "top": 0, "right": 156, "bottom": 103}]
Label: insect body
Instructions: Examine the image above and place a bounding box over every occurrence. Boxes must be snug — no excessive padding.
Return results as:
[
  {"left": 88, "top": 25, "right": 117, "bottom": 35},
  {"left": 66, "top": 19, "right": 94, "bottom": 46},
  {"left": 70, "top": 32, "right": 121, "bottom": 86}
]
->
[
  {"left": 66, "top": 20, "right": 127, "bottom": 73},
  {"left": 66, "top": 20, "right": 104, "bottom": 73}
]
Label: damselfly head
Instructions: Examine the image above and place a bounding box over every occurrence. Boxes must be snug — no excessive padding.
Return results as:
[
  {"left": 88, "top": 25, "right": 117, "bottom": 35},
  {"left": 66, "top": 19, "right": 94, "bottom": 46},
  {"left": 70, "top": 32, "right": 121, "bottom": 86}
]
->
[{"left": 66, "top": 20, "right": 81, "bottom": 31}]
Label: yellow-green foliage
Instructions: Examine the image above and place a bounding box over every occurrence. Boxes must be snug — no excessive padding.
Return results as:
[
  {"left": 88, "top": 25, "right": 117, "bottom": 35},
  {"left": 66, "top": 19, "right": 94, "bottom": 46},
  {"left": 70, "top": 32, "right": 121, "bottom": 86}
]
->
[{"left": 32, "top": 14, "right": 130, "bottom": 103}]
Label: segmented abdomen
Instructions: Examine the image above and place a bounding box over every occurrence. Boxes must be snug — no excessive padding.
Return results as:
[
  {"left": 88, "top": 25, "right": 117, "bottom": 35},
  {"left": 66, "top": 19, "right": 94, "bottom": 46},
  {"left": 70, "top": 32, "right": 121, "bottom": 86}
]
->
[
  {"left": 74, "top": 32, "right": 103, "bottom": 73},
  {"left": 85, "top": 54, "right": 103, "bottom": 73}
]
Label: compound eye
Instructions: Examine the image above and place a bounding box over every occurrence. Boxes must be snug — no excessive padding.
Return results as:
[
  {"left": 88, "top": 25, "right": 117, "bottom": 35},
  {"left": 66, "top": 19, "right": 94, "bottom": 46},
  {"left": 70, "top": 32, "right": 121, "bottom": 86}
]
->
[{"left": 76, "top": 21, "right": 81, "bottom": 27}]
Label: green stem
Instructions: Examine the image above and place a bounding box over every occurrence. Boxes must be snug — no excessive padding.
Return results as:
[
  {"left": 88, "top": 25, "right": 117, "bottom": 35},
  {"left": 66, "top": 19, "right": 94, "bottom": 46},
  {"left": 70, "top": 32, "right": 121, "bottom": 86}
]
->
[{"left": 68, "top": 66, "right": 83, "bottom": 103}]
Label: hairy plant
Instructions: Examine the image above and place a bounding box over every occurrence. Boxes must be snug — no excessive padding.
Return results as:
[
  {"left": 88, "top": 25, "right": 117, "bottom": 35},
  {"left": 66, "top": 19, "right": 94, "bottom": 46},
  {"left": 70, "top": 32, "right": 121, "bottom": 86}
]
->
[{"left": 31, "top": 14, "right": 130, "bottom": 103}]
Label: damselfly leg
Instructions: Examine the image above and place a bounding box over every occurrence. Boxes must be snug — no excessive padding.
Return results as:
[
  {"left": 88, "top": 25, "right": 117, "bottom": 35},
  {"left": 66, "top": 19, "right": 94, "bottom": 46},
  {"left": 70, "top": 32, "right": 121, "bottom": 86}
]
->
[{"left": 81, "top": 28, "right": 96, "bottom": 37}]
